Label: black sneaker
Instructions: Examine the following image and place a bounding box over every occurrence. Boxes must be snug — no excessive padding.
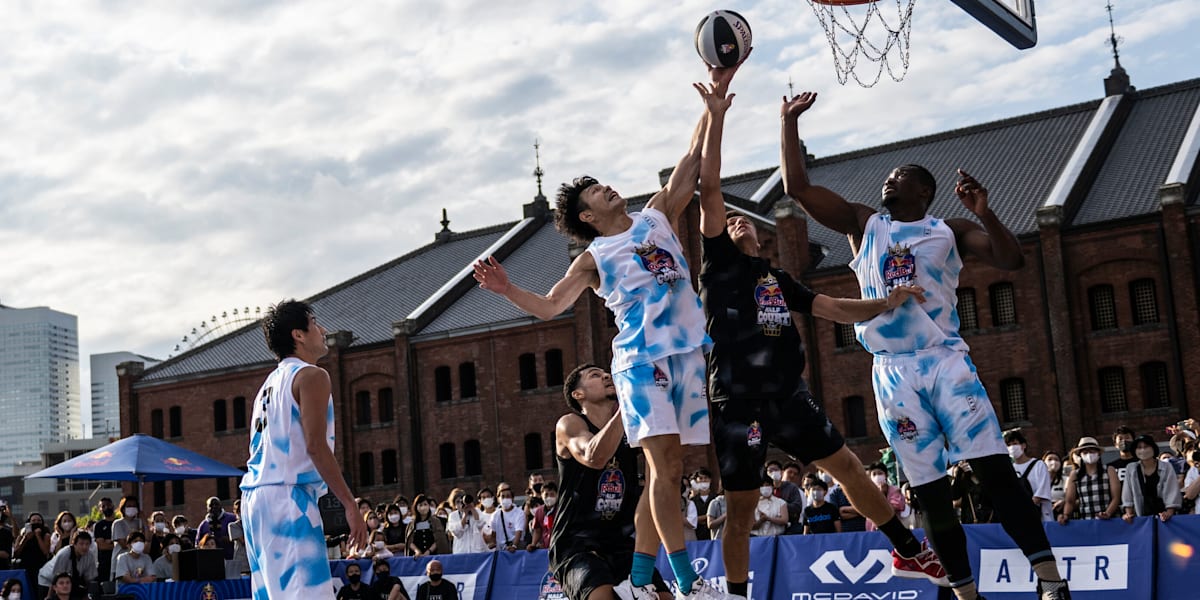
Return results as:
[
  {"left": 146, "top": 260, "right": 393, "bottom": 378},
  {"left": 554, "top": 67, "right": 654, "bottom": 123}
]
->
[{"left": 1036, "top": 579, "right": 1072, "bottom": 600}]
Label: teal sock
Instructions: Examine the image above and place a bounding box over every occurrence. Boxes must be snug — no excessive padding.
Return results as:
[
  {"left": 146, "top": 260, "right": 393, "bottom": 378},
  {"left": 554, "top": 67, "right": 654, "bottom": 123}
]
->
[
  {"left": 631, "top": 552, "right": 656, "bottom": 587},
  {"left": 668, "top": 549, "right": 699, "bottom": 593}
]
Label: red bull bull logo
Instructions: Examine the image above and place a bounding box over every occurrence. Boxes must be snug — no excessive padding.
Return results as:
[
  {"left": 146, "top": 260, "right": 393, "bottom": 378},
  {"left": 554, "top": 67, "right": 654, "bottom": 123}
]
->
[
  {"left": 634, "top": 242, "right": 683, "bottom": 286},
  {"left": 538, "top": 572, "right": 567, "bottom": 600},
  {"left": 75, "top": 450, "right": 115, "bottom": 468},
  {"left": 163, "top": 456, "right": 204, "bottom": 472},
  {"left": 164, "top": 457, "right": 190, "bottom": 466},
  {"left": 755, "top": 275, "right": 791, "bottom": 336}
]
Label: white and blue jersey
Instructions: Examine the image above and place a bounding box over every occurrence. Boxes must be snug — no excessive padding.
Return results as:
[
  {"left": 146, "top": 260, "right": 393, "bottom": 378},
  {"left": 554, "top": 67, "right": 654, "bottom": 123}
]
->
[
  {"left": 849, "top": 213, "right": 968, "bottom": 356},
  {"left": 585, "top": 208, "right": 711, "bottom": 373},
  {"left": 241, "top": 357, "right": 337, "bottom": 600}
]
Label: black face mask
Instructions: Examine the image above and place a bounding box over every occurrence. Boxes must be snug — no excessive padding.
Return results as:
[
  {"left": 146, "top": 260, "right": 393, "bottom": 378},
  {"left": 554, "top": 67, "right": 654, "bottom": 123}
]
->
[
  {"left": 347, "top": 574, "right": 361, "bottom": 584},
  {"left": 101, "top": 508, "right": 114, "bottom": 517},
  {"left": 429, "top": 574, "right": 443, "bottom": 583},
  {"left": 532, "top": 482, "right": 543, "bottom": 493},
  {"left": 1120, "top": 441, "right": 1134, "bottom": 454},
  {"left": 375, "top": 571, "right": 390, "bottom": 579}
]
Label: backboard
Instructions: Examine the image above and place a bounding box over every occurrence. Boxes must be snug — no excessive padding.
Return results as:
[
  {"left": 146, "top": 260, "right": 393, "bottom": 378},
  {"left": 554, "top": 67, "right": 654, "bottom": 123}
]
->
[{"left": 951, "top": 0, "right": 1037, "bottom": 49}]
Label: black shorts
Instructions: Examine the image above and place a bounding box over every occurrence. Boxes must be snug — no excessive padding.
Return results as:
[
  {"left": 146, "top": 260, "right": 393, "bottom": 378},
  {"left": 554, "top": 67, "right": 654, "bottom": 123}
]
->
[
  {"left": 713, "top": 390, "right": 846, "bottom": 491},
  {"left": 553, "top": 549, "right": 669, "bottom": 600}
]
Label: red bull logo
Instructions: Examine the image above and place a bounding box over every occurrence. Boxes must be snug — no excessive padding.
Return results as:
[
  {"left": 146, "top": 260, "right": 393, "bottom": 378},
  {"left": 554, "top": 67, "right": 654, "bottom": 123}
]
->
[
  {"left": 653, "top": 366, "right": 669, "bottom": 389},
  {"left": 75, "top": 450, "right": 115, "bottom": 468},
  {"left": 200, "top": 582, "right": 219, "bottom": 600},
  {"left": 164, "top": 457, "right": 190, "bottom": 466},
  {"left": 94, "top": 451, "right": 113, "bottom": 459},
  {"left": 754, "top": 280, "right": 786, "bottom": 307},
  {"left": 538, "top": 572, "right": 566, "bottom": 600},
  {"left": 897, "top": 417, "right": 918, "bottom": 443},
  {"left": 634, "top": 242, "right": 683, "bottom": 285},
  {"left": 163, "top": 456, "right": 204, "bottom": 472}
]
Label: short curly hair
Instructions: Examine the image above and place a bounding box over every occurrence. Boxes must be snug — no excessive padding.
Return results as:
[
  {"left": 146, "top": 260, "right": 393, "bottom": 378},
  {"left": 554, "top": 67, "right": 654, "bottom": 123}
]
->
[{"left": 555, "top": 176, "right": 602, "bottom": 242}]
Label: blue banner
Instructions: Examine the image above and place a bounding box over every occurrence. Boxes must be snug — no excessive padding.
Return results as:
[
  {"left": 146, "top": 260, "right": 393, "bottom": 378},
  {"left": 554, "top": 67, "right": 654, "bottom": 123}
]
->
[
  {"left": 969, "top": 518, "right": 1152, "bottom": 599},
  {"left": 331, "top": 552, "right": 494, "bottom": 600},
  {"left": 773, "top": 530, "right": 938, "bottom": 600},
  {"left": 0, "top": 570, "right": 32, "bottom": 600},
  {"left": 115, "top": 579, "right": 250, "bottom": 600},
  {"left": 655, "top": 537, "right": 778, "bottom": 599},
  {"left": 491, "top": 549, "right": 568, "bottom": 600},
  {"left": 1155, "top": 514, "right": 1200, "bottom": 600}
]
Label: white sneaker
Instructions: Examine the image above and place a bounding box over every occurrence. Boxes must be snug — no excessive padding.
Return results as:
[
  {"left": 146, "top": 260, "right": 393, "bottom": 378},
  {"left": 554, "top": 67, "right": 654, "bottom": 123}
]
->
[
  {"left": 614, "top": 578, "right": 660, "bottom": 600},
  {"left": 676, "top": 578, "right": 730, "bottom": 600}
]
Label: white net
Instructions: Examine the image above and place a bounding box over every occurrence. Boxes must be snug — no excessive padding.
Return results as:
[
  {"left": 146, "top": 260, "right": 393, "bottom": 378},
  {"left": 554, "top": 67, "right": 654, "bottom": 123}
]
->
[{"left": 805, "top": 0, "right": 917, "bottom": 87}]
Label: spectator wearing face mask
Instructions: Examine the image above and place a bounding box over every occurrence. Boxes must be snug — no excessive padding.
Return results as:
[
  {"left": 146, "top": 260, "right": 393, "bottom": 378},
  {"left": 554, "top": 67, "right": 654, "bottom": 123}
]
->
[
  {"left": 752, "top": 475, "right": 788, "bottom": 537},
  {"left": 336, "top": 562, "right": 379, "bottom": 600},
  {"left": 115, "top": 531, "right": 155, "bottom": 585},
  {"left": 1004, "top": 429, "right": 1053, "bottom": 522},
  {"left": 863, "top": 463, "right": 906, "bottom": 531},
  {"left": 416, "top": 559, "right": 456, "bottom": 600},
  {"left": 38, "top": 530, "right": 97, "bottom": 597},
  {"left": 1108, "top": 426, "right": 1137, "bottom": 514},
  {"left": 382, "top": 502, "right": 408, "bottom": 555},
  {"left": 802, "top": 479, "right": 840, "bottom": 534},
  {"left": 109, "top": 496, "right": 143, "bottom": 579},
  {"left": 170, "top": 516, "right": 196, "bottom": 551},
  {"left": 89, "top": 497, "right": 116, "bottom": 583},
  {"left": 1122, "top": 434, "right": 1182, "bottom": 523},
  {"left": 1043, "top": 451, "right": 1067, "bottom": 519},
  {"left": 949, "top": 461, "right": 993, "bottom": 524},
  {"left": 1, "top": 577, "right": 23, "bottom": 600},
  {"left": 47, "top": 511, "right": 77, "bottom": 557},
  {"left": 1182, "top": 449, "right": 1200, "bottom": 515},
  {"left": 705, "top": 488, "right": 727, "bottom": 541},
  {"left": 150, "top": 533, "right": 182, "bottom": 580},
  {"left": 146, "top": 511, "right": 170, "bottom": 561},
  {"left": 446, "top": 494, "right": 487, "bottom": 555},
  {"left": 528, "top": 473, "right": 546, "bottom": 499},
  {"left": 687, "top": 469, "right": 714, "bottom": 541},
  {"left": 527, "top": 482, "right": 558, "bottom": 551},
  {"left": 227, "top": 499, "right": 249, "bottom": 578},
  {"left": 679, "top": 480, "right": 698, "bottom": 543},
  {"left": 372, "top": 558, "right": 411, "bottom": 600},
  {"left": 489, "top": 485, "right": 525, "bottom": 553},
  {"left": 406, "top": 495, "right": 448, "bottom": 557},
  {"left": 1060, "top": 437, "right": 1118, "bottom": 523},
  {"left": 13, "top": 513, "right": 50, "bottom": 593},
  {"left": 476, "top": 488, "right": 497, "bottom": 550},
  {"left": 764, "top": 460, "right": 805, "bottom": 532}
]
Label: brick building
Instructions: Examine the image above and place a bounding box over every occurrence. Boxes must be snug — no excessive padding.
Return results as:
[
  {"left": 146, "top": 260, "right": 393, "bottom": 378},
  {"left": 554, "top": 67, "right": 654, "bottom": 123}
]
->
[{"left": 119, "top": 76, "right": 1200, "bottom": 513}]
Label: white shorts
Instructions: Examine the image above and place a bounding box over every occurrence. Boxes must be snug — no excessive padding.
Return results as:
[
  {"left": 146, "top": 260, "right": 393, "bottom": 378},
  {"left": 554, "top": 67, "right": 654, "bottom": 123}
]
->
[
  {"left": 242, "top": 484, "right": 334, "bottom": 600},
  {"left": 871, "top": 346, "right": 1007, "bottom": 486},
  {"left": 612, "top": 348, "right": 710, "bottom": 447}
]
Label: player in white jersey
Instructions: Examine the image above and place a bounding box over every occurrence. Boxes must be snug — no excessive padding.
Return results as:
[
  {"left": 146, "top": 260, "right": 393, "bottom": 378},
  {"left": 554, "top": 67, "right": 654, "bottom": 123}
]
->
[
  {"left": 240, "top": 300, "right": 367, "bottom": 600},
  {"left": 472, "top": 63, "right": 744, "bottom": 600},
  {"left": 781, "top": 92, "right": 1071, "bottom": 600}
]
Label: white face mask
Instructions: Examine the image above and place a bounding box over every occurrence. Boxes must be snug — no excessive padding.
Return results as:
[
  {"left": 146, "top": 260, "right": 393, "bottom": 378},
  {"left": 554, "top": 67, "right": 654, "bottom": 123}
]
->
[
  {"left": 809, "top": 490, "right": 825, "bottom": 502},
  {"left": 871, "top": 474, "right": 888, "bottom": 486},
  {"left": 373, "top": 541, "right": 385, "bottom": 549},
  {"left": 167, "top": 544, "right": 181, "bottom": 554},
  {"left": 820, "top": 473, "right": 832, "bottom": 484},
  {"left": 61, "top": 521, "right": 74, "bottom": 531},
  {"left": 1136, "top": 447, "right": 1156, "bottom": 461},
  {"left": 402, "top": 516, "right": 414, "bottom": 525},
  {"left": 10, "top": 592, "right": 22, "bottom": 600},
  {"left": 1046, "top": 460, "right": 1061, "bottom": 471},
  {"left": 1081, "top": 452, "right": 1101, "bottom": 465},
  {"left": 544, "top": 496, "right": 557, "bottom": 508},
  {"left": 155, "top": 522, "right": 167, "bottom": 533},
  {"left": 175, "top": 526, "right": 187, "bottom": 535},
  {"left": 398, "top": 506, "right": 409, "bottom": 516},
  {"left": 767, "top": 470, "right": 782, "bottom": 481},
  {"left": 481, "top": 498, "right": 495, "bottom": 509},
  {"left": 131, "top": 541, "right": 146, "bottom": 554},
  {"left": 388, "top": 514, "right": 401, "bottom": 524},
  {"left": 1007, "top": 445, "right": 1023, "bottom": 460},
  {"left": 759, "top": 486, "right": 773, "bottom": 497},
  {"left": 500, "top": 498, "right": 514, "bottom": 510},
  {"left": 692, "top": 481, "right": 710, "bottom": 492},
  {"left": 125, "top": 508, "right": 138, "bottom": 518}
]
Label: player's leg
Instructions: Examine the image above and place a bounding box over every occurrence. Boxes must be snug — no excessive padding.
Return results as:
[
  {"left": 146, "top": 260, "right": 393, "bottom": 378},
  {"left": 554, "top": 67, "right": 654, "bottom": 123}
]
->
[
  {"left": 934, "top": 353, "right": 1068, "bottom": 598},
  {"left": 242, "top": 484, "right": 335, "bottom": 600},
  {"left": 555, "top": 551, "right": 622, "bottom": 600},
  {"left": 710, "top": 398, "right": 767, "bottom": 599}
]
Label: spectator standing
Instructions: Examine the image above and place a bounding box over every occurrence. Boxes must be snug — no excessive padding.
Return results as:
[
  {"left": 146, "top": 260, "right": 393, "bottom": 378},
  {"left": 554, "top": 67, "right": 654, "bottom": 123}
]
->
[
  {"left": 39, "top": 530, "right": 97, "bottom": 598},
  {"left": 864, "top": 463, "right": 906, "bottom": 531},
  {"left": 1060, "top": 437, "right": 1117, "bottom": 523},
  {"left": 802, "top": 479, "right": 841, "bottom": 534},
  {"left": 475, "top": 488, "right": 497, "bottom": 550},
  {"left": 171, "top": 516, "right": 196, "bottom": 551},
  {"left": 765, "top": 461, "right": 805, "bottom": 534},
  {"left": 706, "top": 490, "right": 727, "bottom": 541},
  {"left": 681, "top": 481, "right": 699, "bottom": 543},
  {"left": 489, "top": 486, "right": 525, "bottom": 553},
  {"left": 1122, "top": 434, "right": 1182, "bottom": 522},
  {"left": 336, "top": 562, "right": 380, "bottom": 600},
  {"left": 828, "top": 479, "right": 866, "bottom": 532},
  {"left": 752, "top": 476, "right": 788, "bottom": 537},
  {"left": 146, "top": 511, "right": 169, "bottom": 561},
  {"left": 528, "top": 473, "right": 545, "bottom": 499},
  {"left": 406, "top": 495, "right": 448, "bottom": 557},
  {"left": 356, "top": 498, "right": 374, "bottom": 519},
  {"left": 115, "top": 531, "right": 154, "bottom": 585},
  {"left": 371, "top": 558, "right": 411, "bottom": 600},
  {"left": 90, "top": 498, "right": 116, "bottom": 582},
  {"left": 382, "top": 503, "right": 408, "bottom": 555},
  {"left": 1, "top": 578, "right": 22, "bottom": 600},
  {"left": 1005, "top": 430, "right": 1053, "bottom": 522},
  {"left": 0, "top": 501, "right": 13, "bottom": 570},
  {"left": 364, "top": 511, "right": 382, "bottom": 535},
  {"left": 227, "top": 499, "right": 249, "bottom": 578},
  {"left": 1182, "top": 449, "right": 1200, "bottom": 515},
  {"left": 415, "top": 559, "right": 457, "bottom": 600},
  {"left": 950, "top": 461, "right": 992, "bottom": 524},
  {"left": 13, "top": 512, "right": 50, "bottom": 593},
  {"left": 1043, "top": 451, "right": 1067, "bottom": 519},
  {"left": 528, "top": 483, "right": 557, "bottom": 551},
  {"left": 446, "top": 494, "right": 487, "bottom": 555},
  {"left": 688, "top": 469, "right": 714, "bottom": 541},
  {"left": 196, "top": 497, "right": 237, "bottom": 562},
  {"left": 1107, "top": 427, "right": 1137, "bottom": 516},
  {"left": 47, "top": 511, "right": 77, "bottom": 557},
  {"left": 109, "top": 496, "right": 142, "bottom": 579}
]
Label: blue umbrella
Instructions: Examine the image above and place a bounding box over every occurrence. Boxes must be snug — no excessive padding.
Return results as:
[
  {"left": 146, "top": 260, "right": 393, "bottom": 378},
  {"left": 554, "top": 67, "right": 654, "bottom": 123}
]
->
[{"left": 25, "top": 434, "right": 245, "bottom": 507}]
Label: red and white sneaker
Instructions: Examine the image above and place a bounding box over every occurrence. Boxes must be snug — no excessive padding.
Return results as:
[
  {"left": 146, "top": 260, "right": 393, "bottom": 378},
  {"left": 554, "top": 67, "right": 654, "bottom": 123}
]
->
[{"left": 892, "top": 541, "right": 949, "bottom": 586}]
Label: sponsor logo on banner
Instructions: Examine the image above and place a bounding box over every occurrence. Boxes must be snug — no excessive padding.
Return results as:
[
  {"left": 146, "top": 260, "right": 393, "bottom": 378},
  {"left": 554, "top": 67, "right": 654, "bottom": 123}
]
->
[
  {"left": 399, "top": 574, "right": 477, "bottom": 599},
  {"left": 792, "top": 593, "right": 918, "bottom": 600},
  {"left": 978, "top": 545, "right": 1128, "bottom": 593},
  {"left": 809, "top": 549, "right": 893, "bottom": 584},
  {"left": 538, "top": 572, "right": 567, "bottom": 600}
]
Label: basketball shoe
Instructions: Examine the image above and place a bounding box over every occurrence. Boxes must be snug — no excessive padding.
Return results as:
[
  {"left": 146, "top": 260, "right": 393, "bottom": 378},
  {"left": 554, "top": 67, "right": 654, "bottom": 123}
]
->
[{"left": 892, "top": 540, "right": 949, "bottom": 586}]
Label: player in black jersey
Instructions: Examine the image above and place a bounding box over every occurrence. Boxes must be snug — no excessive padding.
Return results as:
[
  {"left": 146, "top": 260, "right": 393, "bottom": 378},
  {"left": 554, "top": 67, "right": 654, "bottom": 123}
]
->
[
  {"left": 550, "top": 364, "right": 671, "bottom": 600},
  {"left": 692, "top": 81, "right": 944, "bottom": 600}
]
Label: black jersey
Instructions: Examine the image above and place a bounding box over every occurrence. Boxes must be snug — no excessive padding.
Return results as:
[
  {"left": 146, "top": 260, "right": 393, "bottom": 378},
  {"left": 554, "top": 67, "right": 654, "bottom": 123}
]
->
[
  {"left": 699, "top": 231, "right": 817, "bottom": 401},
  {"left": 548, "top": 413, "right": 641, "bottom": 572}
]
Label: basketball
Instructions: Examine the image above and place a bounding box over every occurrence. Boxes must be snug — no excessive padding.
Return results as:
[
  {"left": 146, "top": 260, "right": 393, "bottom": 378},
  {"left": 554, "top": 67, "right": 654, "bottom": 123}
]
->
[{"left": 695, "top": 10, "right": 752, "bottom": 68}]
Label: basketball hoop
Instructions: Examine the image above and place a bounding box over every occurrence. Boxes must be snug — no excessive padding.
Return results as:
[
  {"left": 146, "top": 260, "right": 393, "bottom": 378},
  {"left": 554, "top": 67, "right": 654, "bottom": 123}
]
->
[{"left": 805, "top": 0, "right": 917, "bottom": 87}]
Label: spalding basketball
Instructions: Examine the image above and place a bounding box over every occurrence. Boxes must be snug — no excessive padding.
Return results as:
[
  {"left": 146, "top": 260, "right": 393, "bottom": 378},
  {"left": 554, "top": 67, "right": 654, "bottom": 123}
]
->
[{"left": 695, "top": 10, "right": 752, "bottom": 68}]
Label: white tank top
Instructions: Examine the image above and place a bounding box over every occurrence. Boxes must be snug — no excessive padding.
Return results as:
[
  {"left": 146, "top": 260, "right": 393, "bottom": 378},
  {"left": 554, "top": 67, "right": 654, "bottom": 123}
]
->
[
  {"left": 240, "top": 357, "right": 334, "bottom": 492},
  {"left": 848, "top": 213, "right": 969, "bottom": 355},
  {"left": 585, "top": 208, "right": 711, "bottom": 372}
]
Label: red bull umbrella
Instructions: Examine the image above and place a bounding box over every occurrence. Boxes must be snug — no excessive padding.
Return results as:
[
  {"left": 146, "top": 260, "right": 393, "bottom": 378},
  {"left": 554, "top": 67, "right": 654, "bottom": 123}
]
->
[{"left": 25, "top": 433, "right": 244, "bottom": 482}]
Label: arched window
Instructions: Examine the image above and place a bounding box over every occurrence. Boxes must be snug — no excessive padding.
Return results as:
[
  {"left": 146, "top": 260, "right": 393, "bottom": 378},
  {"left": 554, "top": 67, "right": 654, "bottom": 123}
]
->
[
  {"left": 434, "top": 366, "right": 452, "bottom": 402},
  {"left": 151, "top": 409, "right": 164, "bottom": 439},
  {"left": 1089, "top": 285, "right": 1117, "bottom": 330},
  {"left": 440, "top": 443, "right": 457, "bottom": 480},
  {"left": 378, "top": 388, "right": 394, "bottom": 423},
  {"left": 459, "top": 362, "right": 477, "bottom": 399},
  {"left": 381, "top": 449, "right": 399, "bottom": 485},
  {"left": 545, "top": 349, "right": 565, "bottom": 387},
  {"left": 1000, "top": 378, "right": 1027, "bottom": 422},
  {"left": 356, "top": 391, "right": 371, "bottom": 426},
  {"left": 1140, "top": 362, "right": 1170, "bottom": 409},
  {"left": 168, "top": 407, "right": 182, "bottom": 438},
  {"left": 524, "top": 433, "right": 544, "bottom": 471},
  {"left": 989, "top": 282, "right": 1017, "bottom": 326},
  {"left": 464, "top": 440, "right": 482, "bottom": 476},
  {"left": 232, "top": 396, "right": 247, "bottom": 430},
  {"left": 359, "top": 452, "right": 375, "bottom": 487},
  {"left": 1099, "top": 367, "right": 1127, "bottom": 412},
  {"left": 957, "top": 288, "right": 979, "bottom": 331},
  {"left": 213, "top": 399, "right": 228, "bottom": 433},
  {"left": 519, "top": 353, "right": 538, "bottom": 390},
  {"left": 1129, "top": 279, "right": 1159, "bottom": 325},
  {"left": 843, "top": 396, "right": 867, "bottom": 438}
]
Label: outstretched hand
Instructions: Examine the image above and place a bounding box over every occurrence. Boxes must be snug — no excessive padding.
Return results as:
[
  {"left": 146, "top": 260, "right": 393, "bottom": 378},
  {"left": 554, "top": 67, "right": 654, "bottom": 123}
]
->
[
  {"left": 707, "top": 46, "right": 751, "bottom": 91},
  {"left": 472, "top": 256, "right": 511, "bottom": 295},
  {"left": 782, "top": 92, "right": 818, "bottom": 119},
  {"left": 693, "top": 81, "right": 735, "bottom": 114},
  {"left": 885, "top": 284, "right": 926, "bottom": 309},
  {"left": 954, "top": 169, "right": 990, "bottom": 216}
]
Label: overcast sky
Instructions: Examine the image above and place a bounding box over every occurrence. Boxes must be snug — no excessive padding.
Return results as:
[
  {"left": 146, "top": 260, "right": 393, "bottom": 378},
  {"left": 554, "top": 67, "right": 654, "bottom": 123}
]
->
[{"left": 1, "top": 0, "right": 1196, "bottom": 433}]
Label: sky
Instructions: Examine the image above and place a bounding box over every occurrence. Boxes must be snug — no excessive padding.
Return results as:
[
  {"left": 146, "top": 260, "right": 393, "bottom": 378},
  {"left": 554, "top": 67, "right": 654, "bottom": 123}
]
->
[{"left": 1, "top": 0, "right": 1197, "bottom": 435}]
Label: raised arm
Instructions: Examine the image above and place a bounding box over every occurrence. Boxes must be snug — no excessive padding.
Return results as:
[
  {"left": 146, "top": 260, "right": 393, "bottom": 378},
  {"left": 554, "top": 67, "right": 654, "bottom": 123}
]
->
[
  {"left": 780, "top": 93, "right": 874, "bottom": 237},
  {"left": 811, "top": 285, "right": 926, "bottom": 324},
  {"left": 946, "top": 169, "right": 1025, "bottom": 270},
  {"left": 556, "top": 409, "right": 625, "bottom": 470},
  {"left": 473, "top": 252, "right": 598, "bottom": 321},
  {"left": 645, "top": 110, "right": 707, "bottom": 222},
  {"left": 695, "top": 62, "right": 741, "bottom": 238}
]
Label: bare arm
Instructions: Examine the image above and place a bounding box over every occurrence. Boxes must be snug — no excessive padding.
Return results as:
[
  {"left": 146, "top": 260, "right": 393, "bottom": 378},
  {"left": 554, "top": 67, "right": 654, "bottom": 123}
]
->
[
  {"left": 473, "top": 253, "right": 598, "bottom": 322},
  {"left": 295, "top": 367, "right": 368, "bottom": 552},
  {"left": 780, "top": 93, "right": 874, "bottom": 237},
  {"left": 946, "top": 169, "right": 1024, "bottom": 270},
  {"left": 1059, "top": 471, "right": 1077, "bottom": 524},
  {"left": 646, "top": 111, "right": 706, "bottom": 222},
  {"left": 810, "top": 285, "right": 926, "bottom": 324},
  {"left": 557, "top": 410, "right": 625, "bottom": 470},
  {"left": 694, "top": 62, "right": 741, "bottom": 238}
]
